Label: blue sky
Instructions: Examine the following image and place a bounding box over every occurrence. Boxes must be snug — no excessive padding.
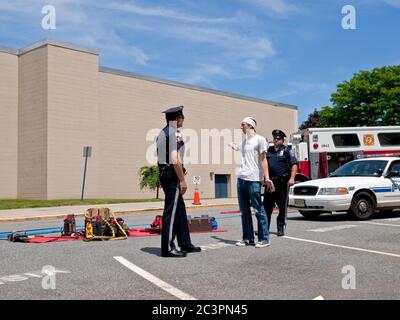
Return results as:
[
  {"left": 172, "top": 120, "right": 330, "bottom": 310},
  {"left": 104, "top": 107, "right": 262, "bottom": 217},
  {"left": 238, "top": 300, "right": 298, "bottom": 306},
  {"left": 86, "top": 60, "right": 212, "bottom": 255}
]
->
[{"left": 0, "top": 0, "right": 399, "bottom": 126}]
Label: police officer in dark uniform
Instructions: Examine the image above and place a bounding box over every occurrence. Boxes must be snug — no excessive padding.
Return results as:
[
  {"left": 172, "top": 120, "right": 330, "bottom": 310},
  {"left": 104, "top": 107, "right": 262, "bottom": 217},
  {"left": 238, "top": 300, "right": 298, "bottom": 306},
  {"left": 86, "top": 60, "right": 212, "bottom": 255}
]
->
[
  {"left": 156, "top": 106, "right": 201, "bottom": 257},
  {"left": 263, "top": 129, "right": 298, "bottom": 236}
]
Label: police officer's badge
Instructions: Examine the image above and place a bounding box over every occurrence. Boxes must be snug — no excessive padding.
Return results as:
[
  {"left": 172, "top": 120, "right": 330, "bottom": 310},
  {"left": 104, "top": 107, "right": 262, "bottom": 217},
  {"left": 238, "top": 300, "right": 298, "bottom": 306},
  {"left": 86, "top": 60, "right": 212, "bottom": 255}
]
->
[
  {"left": 176, "top": 131, "right": 184, "bottom": 149},
  {"left": 176, "top": 131, "right": 182, "bottom": 141}
]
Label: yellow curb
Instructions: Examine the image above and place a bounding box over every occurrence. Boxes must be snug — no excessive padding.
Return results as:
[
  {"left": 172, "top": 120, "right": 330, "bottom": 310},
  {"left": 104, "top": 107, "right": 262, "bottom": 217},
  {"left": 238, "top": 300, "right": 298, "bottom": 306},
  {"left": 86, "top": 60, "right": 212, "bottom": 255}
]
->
[{"left": 0, "top": 203, "right": 238, "bottom": 223}]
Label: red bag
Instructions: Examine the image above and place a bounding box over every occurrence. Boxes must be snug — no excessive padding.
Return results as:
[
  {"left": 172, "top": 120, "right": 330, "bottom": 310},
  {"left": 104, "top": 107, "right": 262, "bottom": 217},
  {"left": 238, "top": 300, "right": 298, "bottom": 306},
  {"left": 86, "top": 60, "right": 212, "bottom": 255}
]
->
[{"left": 146, "top": 215, "right": 163, "bottom": 233}]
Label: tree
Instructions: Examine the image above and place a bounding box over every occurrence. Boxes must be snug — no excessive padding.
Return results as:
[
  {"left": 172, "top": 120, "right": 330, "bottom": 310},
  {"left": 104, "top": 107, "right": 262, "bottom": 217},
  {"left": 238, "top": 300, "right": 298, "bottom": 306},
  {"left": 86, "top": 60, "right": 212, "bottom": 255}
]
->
[
  {"left": 299, "top": 109, "right": 320, "bottom": 130},
  {"left": 139, "top": 166, "right": 160, "bottom": 199},
  {"left": 318, "top": 66, "right": 400, "bottom": 127}
]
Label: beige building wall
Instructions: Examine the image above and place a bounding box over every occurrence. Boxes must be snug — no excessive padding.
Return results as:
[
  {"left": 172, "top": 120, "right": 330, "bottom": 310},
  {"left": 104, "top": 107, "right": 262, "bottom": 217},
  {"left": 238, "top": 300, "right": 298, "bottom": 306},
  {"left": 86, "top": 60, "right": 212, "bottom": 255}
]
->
[
  {"left": 0, "top": 51, "right": 18, "bottom": 198},
  {"left": 98, "top": 69, "right": 298, "bottom": 199},
  {"left": 0, "top": 39, "right": 298, "bottom": 200},
  {"left": 18, "top": 46, "right": 48, "bottom": 199},
  {"left": 47, "top": 45, "right": 99, "bottom": 200}
]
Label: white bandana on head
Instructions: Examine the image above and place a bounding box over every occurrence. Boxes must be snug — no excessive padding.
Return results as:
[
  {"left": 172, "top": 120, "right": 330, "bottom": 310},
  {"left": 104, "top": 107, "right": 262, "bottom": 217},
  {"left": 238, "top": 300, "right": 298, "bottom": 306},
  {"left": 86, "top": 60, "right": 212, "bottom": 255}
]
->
[{"left": 242, "top": 117, "right": 257, "bottom": 129}]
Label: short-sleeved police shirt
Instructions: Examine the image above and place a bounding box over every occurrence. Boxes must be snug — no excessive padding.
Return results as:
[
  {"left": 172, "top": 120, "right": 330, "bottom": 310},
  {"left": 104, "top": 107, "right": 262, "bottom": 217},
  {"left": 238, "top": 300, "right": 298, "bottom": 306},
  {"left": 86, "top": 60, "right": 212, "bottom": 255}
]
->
[
  {"left": 156, "top": 126, "right": 185, "bottom": 165},
  {"left": 267, "top": 146, "right": 298, "bottom": 178}
]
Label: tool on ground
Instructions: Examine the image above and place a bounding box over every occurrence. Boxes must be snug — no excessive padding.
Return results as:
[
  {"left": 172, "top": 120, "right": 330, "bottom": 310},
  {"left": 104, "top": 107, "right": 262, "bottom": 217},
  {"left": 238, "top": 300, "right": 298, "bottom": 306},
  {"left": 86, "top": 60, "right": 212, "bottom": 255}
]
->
[
  {"left": 84, "top": 208, "right": 128, "bottom": 241},
  {"left": 7, "top": 231, "right": 30, "bottom": 243}
]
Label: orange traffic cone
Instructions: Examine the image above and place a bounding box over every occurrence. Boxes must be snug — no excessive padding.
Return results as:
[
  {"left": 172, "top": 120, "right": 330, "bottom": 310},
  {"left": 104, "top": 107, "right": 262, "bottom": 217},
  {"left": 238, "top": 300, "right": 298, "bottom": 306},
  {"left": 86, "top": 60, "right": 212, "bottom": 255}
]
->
[{"left": 192, "top": 189, "right": 202, "bottom": 205}]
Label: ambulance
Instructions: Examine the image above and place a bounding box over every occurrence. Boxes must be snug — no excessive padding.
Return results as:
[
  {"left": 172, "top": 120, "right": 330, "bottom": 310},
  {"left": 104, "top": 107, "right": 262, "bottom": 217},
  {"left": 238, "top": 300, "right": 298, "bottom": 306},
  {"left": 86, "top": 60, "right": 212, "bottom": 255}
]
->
[{"left": 291, "top": 126, "right": 400, "bottom": 181}]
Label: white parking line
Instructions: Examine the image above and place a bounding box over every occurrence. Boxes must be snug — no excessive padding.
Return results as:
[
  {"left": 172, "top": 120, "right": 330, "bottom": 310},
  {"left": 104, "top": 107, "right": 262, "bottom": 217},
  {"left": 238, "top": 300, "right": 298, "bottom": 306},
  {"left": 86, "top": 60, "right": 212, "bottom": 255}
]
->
[
  {"left": 114, "top": 256, "right": 196, "bottom": 300},
  {"left": 308, "top": 225, "right": 357, "bottom": 233},
  {"left": 313, "top": 295, "right": 325, "bottom": 300},
  {"left": 201, "top": 243, "right": 234, "bottom": 251},
  {"left": 360, "top": 221, "right": 400, "bottom": 227},
  {"left": 382, "top": 218, "right": 400, "bottom": 222},
  {"left": 284, "top": 236, "right": 400, "bottom": 258}
]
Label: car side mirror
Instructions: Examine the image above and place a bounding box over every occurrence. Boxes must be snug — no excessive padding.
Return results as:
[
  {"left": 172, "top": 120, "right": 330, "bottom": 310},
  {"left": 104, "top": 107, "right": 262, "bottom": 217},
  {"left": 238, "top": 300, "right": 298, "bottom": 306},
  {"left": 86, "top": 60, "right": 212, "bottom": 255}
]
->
[
  {"left": 376, "top": 169, "right": 384, "bottom": 177},
  {"left": 388, "top": 170, "right": 400, "bottom": 178}
]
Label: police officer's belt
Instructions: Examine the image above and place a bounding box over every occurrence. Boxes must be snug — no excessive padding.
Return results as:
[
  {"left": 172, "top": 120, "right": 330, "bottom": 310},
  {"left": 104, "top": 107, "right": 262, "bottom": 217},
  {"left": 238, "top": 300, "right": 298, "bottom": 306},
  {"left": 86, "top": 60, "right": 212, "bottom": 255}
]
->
[
  {"left": 271, "top": 174, "right": 289, "bottom": 184},
  {"left": 158, "top": 164, "right": 177, "bottom": 180},
  {"left": 158, "top": 164, "right": 173, "bottom": 169}
]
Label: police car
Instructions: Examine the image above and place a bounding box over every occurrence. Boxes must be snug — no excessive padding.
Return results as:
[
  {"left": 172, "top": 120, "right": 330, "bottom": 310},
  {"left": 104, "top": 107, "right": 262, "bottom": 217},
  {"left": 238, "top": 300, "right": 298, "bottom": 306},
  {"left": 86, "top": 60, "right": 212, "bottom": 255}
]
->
[{"left": 289, "top": 157, "right": 400, "bottom": 220}]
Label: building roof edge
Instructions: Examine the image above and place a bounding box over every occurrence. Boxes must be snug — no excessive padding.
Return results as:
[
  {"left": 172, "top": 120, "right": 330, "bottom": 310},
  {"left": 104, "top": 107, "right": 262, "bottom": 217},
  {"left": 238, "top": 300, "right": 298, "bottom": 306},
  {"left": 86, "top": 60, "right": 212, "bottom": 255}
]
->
[{"left": 99, "top": 66, "right": 298, "bottom": 110}]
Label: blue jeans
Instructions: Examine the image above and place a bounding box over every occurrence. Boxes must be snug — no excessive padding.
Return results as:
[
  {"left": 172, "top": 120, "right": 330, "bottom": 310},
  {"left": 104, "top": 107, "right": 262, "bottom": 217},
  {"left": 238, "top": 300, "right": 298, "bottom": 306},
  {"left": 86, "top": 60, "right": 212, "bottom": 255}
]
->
[{"left": 237, "top": 178, "right": 269, "bottom": 242}]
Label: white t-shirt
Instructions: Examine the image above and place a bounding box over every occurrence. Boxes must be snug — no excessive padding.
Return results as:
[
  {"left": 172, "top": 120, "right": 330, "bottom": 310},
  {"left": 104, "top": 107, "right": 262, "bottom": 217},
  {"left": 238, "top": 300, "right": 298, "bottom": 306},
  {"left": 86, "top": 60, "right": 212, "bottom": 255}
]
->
[{"left": 238, "top": 134, "right": 267, "bottom": 182}]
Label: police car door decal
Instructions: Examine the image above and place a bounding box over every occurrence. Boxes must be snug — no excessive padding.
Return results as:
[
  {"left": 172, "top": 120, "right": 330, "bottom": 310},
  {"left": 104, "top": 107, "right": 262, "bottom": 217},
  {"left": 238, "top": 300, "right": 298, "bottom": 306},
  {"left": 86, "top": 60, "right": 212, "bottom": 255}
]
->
[
  {"left": 382, "top": 176, "right": 400, "bottom": 206},
  {"left": 388, "top": 160, "right": 400, "bottom": 206},
  {"left": 392, "top": 177, "right": 400, "bottom": 192}
]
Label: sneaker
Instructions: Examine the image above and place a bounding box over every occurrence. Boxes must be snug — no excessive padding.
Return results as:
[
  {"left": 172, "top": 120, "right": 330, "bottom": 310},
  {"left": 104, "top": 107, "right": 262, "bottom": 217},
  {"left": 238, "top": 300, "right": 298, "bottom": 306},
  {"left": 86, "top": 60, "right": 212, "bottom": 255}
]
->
[
  {"left": 255, "top": 241, "right": 270, "bottom": 248},
  {"left": 236, "top": 240, "right": 255, "bottom": 246}
]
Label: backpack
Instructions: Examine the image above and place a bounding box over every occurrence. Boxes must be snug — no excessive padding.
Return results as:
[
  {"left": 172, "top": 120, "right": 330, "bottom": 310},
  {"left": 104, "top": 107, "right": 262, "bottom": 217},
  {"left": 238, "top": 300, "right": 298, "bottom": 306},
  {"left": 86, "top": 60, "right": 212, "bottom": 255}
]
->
[
  {"left": 146, "top": 215, "right": 163, "bottom": 233},
  {"left": 104, "top": 217, "right": 129, "bottom": 237},
  {"left": 62, "top": 214, "right": 76, "bottom": 236},
  {"left": 210, "top": 217, "right": 218, "bottom": 230}
]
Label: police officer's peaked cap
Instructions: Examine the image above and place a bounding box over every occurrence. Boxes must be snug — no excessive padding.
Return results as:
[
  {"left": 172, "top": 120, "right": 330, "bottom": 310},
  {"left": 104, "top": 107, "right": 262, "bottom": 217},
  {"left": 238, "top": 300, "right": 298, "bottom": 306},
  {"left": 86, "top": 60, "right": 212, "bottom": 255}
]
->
[
  {"left": 163, "top": 105, "right": 184, "bottom": 120},
  {"left": 272, "top": 129, "right": 286, "bottom": 139}
]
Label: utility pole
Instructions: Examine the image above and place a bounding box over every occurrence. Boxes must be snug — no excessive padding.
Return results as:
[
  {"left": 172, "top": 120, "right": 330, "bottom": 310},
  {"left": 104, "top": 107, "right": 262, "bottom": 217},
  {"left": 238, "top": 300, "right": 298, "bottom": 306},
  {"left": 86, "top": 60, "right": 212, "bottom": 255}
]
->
[{"left": 81, "top": 146, "right": 92, "bottom": 201}]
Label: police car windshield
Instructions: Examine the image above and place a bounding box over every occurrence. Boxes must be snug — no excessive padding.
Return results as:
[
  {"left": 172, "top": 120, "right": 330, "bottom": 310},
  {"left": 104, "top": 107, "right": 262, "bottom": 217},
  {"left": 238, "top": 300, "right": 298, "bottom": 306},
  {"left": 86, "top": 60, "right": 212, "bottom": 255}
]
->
[{"left": 330, "top": 160, "right": 388, "bottom": 177}]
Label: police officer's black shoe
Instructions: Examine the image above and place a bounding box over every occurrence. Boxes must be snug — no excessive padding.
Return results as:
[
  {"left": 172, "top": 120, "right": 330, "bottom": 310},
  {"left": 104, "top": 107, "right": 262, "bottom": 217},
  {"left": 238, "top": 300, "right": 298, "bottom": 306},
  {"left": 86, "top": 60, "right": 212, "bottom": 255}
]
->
[
  {"left": 181, "top": 244, "right": 202, "bottom": 253},
  {"left": 162, "top": 249, "right": 187, "bottom": 258},
  {"left": 277, "top": 229, "right": 285, "bottom": 237}
]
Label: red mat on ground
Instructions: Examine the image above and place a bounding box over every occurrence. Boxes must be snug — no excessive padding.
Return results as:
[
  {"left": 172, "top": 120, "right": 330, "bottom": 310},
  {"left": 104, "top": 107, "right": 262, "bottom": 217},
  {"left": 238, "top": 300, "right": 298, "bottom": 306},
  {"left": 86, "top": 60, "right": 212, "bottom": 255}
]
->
[
  {"left": 24, "top": 228, "right": 227, "bottom": 242},
  {"left": 128, "top": 228, "right": 227, "bottom": 237},
  {"left": 128, "top": 228, "right": 160, "bottom": 237}
]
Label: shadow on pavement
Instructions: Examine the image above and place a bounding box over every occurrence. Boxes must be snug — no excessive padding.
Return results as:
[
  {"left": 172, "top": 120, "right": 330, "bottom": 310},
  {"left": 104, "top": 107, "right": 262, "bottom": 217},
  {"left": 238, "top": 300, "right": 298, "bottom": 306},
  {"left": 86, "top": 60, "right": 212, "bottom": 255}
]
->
[
  {"left": 288, "top": 214, "right": 348, "bottom": 222},
  {"left": 210, "top": 235, "right": 237, "bottom": 245},
  {"left": 141, "top": 247, "right": 162, "bottom": 257},
  {"left": 288, "top": 210, "right": 400, "bottom": 222}
]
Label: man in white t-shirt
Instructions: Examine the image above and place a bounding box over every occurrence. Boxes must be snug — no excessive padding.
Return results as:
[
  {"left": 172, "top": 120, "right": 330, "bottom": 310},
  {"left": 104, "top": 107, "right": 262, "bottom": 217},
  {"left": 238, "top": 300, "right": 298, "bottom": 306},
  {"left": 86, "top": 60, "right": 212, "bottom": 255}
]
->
[{"left": 230, "top": 117, "right": 274, "bottom": 248}]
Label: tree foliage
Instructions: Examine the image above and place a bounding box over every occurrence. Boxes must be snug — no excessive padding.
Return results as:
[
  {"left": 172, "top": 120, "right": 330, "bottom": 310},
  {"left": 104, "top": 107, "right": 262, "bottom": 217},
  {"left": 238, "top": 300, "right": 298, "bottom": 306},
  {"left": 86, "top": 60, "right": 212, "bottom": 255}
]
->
[
  {"left": 299, "top": 109, "right": 320, "bottom": 130},
  {"left": 139, "top": 166, "right": 160, "bottom": 199},
  {"left": 300, "top": 66, "right": 400, "bottom": 129}
]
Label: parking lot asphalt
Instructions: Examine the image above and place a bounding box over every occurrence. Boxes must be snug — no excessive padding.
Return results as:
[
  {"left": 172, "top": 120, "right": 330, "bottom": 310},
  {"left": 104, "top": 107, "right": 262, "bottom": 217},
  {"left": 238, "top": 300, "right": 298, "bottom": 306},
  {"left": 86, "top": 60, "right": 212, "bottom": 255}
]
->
[{"left": 1, "top": 207, "right": 400, "bottom": 300}]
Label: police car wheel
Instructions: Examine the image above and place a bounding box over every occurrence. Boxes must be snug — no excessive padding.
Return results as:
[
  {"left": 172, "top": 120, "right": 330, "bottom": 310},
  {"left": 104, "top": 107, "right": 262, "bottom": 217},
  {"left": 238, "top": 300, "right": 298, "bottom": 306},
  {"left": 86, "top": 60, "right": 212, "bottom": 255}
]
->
[
  {"left": 298, "top": 210, "right": 322, "bottom": 220},
  {"left": 348, "top": 192, "right": 376, "bottom": 220}
]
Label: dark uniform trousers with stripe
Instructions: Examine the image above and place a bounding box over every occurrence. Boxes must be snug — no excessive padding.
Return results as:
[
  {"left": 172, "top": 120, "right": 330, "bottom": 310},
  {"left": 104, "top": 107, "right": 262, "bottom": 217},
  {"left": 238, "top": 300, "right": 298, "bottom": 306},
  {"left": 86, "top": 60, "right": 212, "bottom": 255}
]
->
[
  {"left": 160, "top": 167, "right": 192, "bottom": 255},
  {"left": 263, "top": 178, "right": 289, "bottom": 232}
]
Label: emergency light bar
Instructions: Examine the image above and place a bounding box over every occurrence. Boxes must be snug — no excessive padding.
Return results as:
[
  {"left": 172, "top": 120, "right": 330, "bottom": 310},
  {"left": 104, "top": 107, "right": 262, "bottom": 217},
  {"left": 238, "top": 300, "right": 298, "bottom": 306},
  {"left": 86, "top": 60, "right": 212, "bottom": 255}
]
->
[{"left": 363, "top": 153, "right": 400, "bottom": 158}]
